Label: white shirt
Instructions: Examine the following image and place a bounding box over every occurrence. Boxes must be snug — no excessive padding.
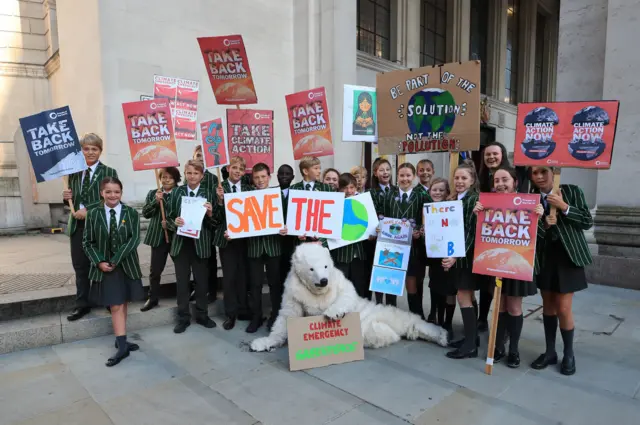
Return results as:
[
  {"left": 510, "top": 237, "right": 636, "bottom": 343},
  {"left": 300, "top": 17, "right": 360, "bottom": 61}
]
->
[
  {"left": 379, "top": 184, "right": 390, "bottom": 192},
  {"left": 104, "top": 203, "right": 122, "bottom": 231},
  {"left": 79, "top": 161, "right": 100, "bottom": 209},
  {"left": 399, "top": 188, "right": 413, "bottom": 201},
  {"left": 421, "top": 184, "right": 429, "bottom": 192},
  {"left": 228, "top": 180, "right": 242, "bottom": 193},
  {"left": 281, "top": 188, "right": 289, "bottom": 198},
  {"left": 303, "top": 180, "right": 315, "bottom": 191},
  {"left": 187, "top": 185, "right": 200, "bottom": 196},
  {"left": 457, "top": 190, "right": 468, "bottom": 200}
]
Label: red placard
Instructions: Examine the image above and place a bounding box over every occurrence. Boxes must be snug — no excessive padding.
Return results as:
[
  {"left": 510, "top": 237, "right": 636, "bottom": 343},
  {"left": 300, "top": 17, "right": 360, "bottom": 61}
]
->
[
  {"left": 514, "top": 100, "right": 619, "bottom": 169},
  {"left": 197, "top": 35, "right": 258, "bottom": 105},
  {"left": 226, "top": 109, "right": 273, "bottom": 173},
  {"left": 122, "top": 99, "right": 179, "bottom": 171},
  {"left": 200, "top": 118, "right": 229, "bottom": 168},
  {"left": 285, "top": 87, "right": 334, "bottom": 160},
  {"left": 472, "top": 193, "right": 540, "bottom": 282}
]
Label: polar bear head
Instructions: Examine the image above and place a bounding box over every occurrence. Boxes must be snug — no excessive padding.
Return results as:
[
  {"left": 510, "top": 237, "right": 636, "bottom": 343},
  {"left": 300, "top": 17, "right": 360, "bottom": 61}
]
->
[{"left": 291, "top": 243, "right": 334, "bottom": 295}]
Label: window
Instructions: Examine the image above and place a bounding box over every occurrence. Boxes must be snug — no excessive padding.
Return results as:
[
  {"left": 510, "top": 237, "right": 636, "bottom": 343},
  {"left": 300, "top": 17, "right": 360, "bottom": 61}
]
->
[
  {"left": 504, "top": 0, "right": 520, "bottom": 104},
  {"left": 420, "top": 0, "right": 447, "bottom": 66},
  {"left": 469, "top": 0, "right": 489, "bottom": 93},
  {"left": 533, "top": 12, "right": 547, "bottom": 102},
  {"left": 357, "top": 0, "right": 392, "bottom": 60}
]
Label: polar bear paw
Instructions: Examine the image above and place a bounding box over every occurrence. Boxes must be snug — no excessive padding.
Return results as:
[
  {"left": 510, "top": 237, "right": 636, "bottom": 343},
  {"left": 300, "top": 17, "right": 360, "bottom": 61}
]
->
[
  {"left": 250, "top": 337, "right": 277, "bottom": 352},
  {"left": 323, "top": 310, "right": 346, "bottom": 322}
]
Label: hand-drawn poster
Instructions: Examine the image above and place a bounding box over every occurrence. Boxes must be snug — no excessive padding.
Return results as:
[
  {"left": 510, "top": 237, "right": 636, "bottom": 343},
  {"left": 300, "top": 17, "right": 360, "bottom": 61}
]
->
[
  {"left": 378, "top": 217, "right": 413, "bottom": 245},
  {"left": 153, "top": 75, "right": 200, "bottom": 140},
  {"left": 285, "top": 87, "right": 334, "bottom": 160},
  {"left": 369, "top": 266, "right": 406, "bottom": 297},
  {"left": 226, "top": 109, "right": 273, "bottom": 173},
  {"left": 285, "top": 190, "right": 345, "bottom": 239},
  {"left": 200, "top": 118, "right": 229, "bottom": 168},
  {"left": 373, "top": 241, "right": 410, "bottom": 271},
  {"left": 423, "top": 201, "right": 466, "bottom": 258},
  {"left": 224, "top": 188, "right": 285, "bottom": 239},
  {"left": 376, "top": 61, "right": 481, "bottom": 155},
  {"left": 342, "top": 85, "right": 377, "bottom": 142},
  {"left": 327, "top": 193, "right": 379, "bottom": 250}
]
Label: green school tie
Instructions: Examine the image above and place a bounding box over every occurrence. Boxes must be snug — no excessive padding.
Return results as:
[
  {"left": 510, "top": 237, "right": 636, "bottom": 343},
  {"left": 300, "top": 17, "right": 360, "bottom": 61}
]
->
[
  {"left": 232, "top": 185, "right": 237, "bottom": 193},
  {"left": 109, "top": 209, "right": 117, "bottom": 259},
  {"left": 401, "top": 192, "right": 408, "bottom": 205},
  {"left": 81, "top": 168, "right": 91, "bottom": 205},
  {"left": 305, "top": 183, "right": 311, "bottom": 191},
  {"left": 189, "top": 191, "right": 195, "bottom": 197}
]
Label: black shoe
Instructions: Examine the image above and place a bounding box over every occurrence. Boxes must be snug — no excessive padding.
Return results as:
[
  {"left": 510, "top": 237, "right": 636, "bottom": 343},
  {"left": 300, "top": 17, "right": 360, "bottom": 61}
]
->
[
  {"left": 448, "top": 335, "right": 480, "bottom": 349},
  {"left": 443, "top": 324, "right": 454, "bottom": 341},
  {"left": 530, "top": 353, "right": 558, "bottom": 370},
  {"left": 208, "top": 293, "right": 217, "bottom": 303},
  {"left": 477, "top": 320, "right": 489, "bottom": 332},
  {"left": 561, "top": 355, "right": 576, "bottom": 375},
  {"left": 237, "top": 313, "right": 252, "bottom": 321},
  {"left": 494, "top": 347, "right": 506, "bottom": 364},
  {"left": 223, "top": 317, "right": 236, "bottom": 330},
  {"left": 196, "top": 317, "right": 217, "bottom": 329},
  {"left": 266, "top": 317, "right": 276, "bottom": 331},
  {"left": 507, "top": 352, "right": 520, "bottom": 368},
  {"left": 246, "top": 318, "right": 263, "bottom": 333},
  {"left": 140, "top": 299, "right": 158, "bottom": 312},
  {"left": 67, "top": 307, "right": 91, "bottom": 322},
  {"left": 174, "top": 321, "right": 191, "bottom": 334},
  {"left": 114, "top": 340, "right": 139, "bottom": 352},
  {"left": 106, "top": 350, "right": 129, "bottom": 367},
  {"left": 446, "top": 347, "right": 478, "bottom": 359}
]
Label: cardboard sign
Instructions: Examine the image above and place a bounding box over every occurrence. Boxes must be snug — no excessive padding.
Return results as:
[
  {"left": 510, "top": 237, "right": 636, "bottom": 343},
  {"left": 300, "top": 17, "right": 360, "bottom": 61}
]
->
[
  {"left": 378, "top": 217, "right": 413, "bottom": 245},
  {"left": 226, "top": 109, "right": 274, "bottom": 173},
  {"left": 19, "top": 106, "right": 87, "bottom": 182},
  {"left": 513, "top": 101, "right": 620, "bottom": 169},
  {"left": 327, "top": 193, "right": 379, "bottom": 250},
  {"left": 343, "top": 84, "right": 377, "bottom": 142},
  {"left": 122, "top": 99, "right": 179, "bottom": 171},
  {"left": 224, "top": 188, "right": 285, "bottom": 239},
  {"left": 285, "top": 87, "right": 334, "bottom": 160},
  {"left": 369, "top": 266, "right": 406, "bottom": 297},
  {"left": 376, "top": 61, "right": 481, "bottom": 155},
  {"left": 153, "top": 75, "right": 199, "bottom": 140},
  {"left": 473, "top": 193, "right": 539, "bottom": 282},
  {"left": 197, "top": 35, "right": 258, "bottom": 105},
  {"left": 287, "top": 313, "right": 364, "bottom": 371},
  {"left": 423, "top": 201, "right": 466, "bottom": 258},
  {"left": 285, "top": 190, "right": 344, "bottom": 238},
  {"left": 200, "top": 118, "right": 230, "bottom": 168}
]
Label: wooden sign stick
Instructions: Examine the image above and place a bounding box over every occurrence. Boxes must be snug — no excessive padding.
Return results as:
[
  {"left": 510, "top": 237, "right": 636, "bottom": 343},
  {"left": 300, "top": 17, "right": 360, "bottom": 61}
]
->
[
  {"left": 154, "top": 169, "right": 170, "bottom": 243},
  {"left": 449, "top": 151, "right": 460, "bottom": 187},
  {"left": 62, "top": 175, "right": 76, "bottom": 214},
  {"left": 549, "top": 168, "right": 562, "bottom": 218},
  {"left": 485, "top": 277, "right": 503, "bottom": 375}
]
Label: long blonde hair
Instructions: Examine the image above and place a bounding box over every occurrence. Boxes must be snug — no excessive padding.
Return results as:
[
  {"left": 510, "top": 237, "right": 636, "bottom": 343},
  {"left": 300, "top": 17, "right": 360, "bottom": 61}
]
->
[{"left": 448, "top": 160, "right": 478, "bottom": 200}]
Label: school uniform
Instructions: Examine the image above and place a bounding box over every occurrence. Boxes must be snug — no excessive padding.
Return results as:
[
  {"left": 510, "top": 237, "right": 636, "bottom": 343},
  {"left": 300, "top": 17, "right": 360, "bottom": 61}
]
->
[
  {"left": 367, "top": 184, "right": 396, "bottom": 302},
  {"left": 201, "top": 170, "right": 220, "bottom": 298},
  {"left": 332, "top": 241, "right": 367, "bottom": 298},
  {"left": 141, "top": 188, "right": 173, "bottom": 307},
  {"left": 67, "top": 161, "right": 118, "bottom": 317},
  {"left": 82, "top": 203, "right": 144, "bottom": 307},
  {"left": 288, "top": 180, "right": 333, "bottom": 248},
  {"left": 279, "top": 187, "right": 296, "bottom": 285},
  {"left": 166, "top": 184, "right": 217, "bottom": 328}
]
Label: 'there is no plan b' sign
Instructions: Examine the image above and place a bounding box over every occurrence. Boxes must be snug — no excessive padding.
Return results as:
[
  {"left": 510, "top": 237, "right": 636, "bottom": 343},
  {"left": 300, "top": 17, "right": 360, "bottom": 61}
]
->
[{"left": 19, "top": 106, "right": 87, "bottom": 183}]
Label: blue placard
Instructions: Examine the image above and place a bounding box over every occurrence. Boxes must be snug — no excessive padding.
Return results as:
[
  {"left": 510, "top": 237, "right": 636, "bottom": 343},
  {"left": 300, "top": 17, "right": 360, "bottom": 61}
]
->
[
  {"left": 19, "top": 106, "right": 86, "bottom": 182},
  {"left": 369, "top": 266, "right": 406, "bottom": 297}
]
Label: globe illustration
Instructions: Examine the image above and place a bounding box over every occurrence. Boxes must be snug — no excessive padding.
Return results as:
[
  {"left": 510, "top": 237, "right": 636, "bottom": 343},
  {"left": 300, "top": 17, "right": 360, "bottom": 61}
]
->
[
  {"left": 342, "top": 199, "right": 368, "bottom": 241},
  {"left": 407, "top": 88, "right": 456, "bottom": 134}
]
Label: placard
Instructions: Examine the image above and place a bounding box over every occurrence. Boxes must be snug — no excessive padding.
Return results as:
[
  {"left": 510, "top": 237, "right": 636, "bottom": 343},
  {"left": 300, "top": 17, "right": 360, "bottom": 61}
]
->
[
  {"left": 224, "top": 188, "right": 284, "bottom": 239},
  {"left": 19, "top": 106, "right": 87, "bottom": 182},
  {"left": 200, "top": 118, "right": 230, "bottom": 168},
  {"left": 285, "top": 87, "right": 334, "bottom": 160},
  {"left": 153, "top": 75, "right": 200, "bottom": 140},
  {"left": 327, "top": 193, "right": 379, "bottom": 250},
  {"left": 342, "top": 84, "right": 377, "bottom": 142},
  {"left": 513, "top": 101, "right": 620, "bottom": 169},
  {"left": 376, "top": 60, "right": 481, "bottom": 155},
  {"left": 472, "top": 193, "right": 539, "bottom": 282},
  {"left": 122, "top": 99, "right": 179, "bottom": 171},
  {"left": 226, "top": 109, "right": 273, "bottom": 173},
  {"left": 285, "top": 190, "right": 345, "bottom": 239},
  {"left": 197, "top": 35, "right": 258, "bottom": 104},
  {"left": 369, "top": 267, "right": 406, "bottom": 297},
  {"left": 287, "top": 313, "right": 364, "bottom": 371},
  {"left": 176, "top": 196, "right": 207, "bottom": 239},
  {"left": 423, "top": 201, "right": 466, "bottom": 258},
  {"left": 378, "top": 217, "right": 413, "bottom": 245},
  {"left": 373, "top": 241, "right": 410, "bottom": 271}
]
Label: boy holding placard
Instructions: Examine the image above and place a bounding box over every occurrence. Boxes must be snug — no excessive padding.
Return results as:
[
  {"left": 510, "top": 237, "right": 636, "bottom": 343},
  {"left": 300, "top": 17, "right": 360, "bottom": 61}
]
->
[
  {"left": 215, "top": 156, "right": 253, "bottom": 331},
  {"left": 63, "top": 133, "right": 118, "bottom": 322},
  {"left": 277, "top": 164, "right": 296, "bottom": 286}
]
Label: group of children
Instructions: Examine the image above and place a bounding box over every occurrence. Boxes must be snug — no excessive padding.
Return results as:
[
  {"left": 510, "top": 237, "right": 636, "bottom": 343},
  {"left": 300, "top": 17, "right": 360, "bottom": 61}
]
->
[{"left": 63, "top": 133, "right": 592, "bottom": 376}]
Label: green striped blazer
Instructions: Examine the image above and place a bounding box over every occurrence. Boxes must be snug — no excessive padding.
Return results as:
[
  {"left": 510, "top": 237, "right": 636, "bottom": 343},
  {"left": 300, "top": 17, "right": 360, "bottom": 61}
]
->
[
  {"left": 201, "top": 170, "right": 219, "bottom": 191},
  {"left": 67, "top": 162, "right": 118, "bottom": 236},
  {"left": 453, "top": 190, "right": 479, "bottom": 269},
  {"left": 533, "top": 213, "right": 546, "bottom": 275},
  {"left": 287, "top": 181, "right": 332, "bottom": 248},
  {"left": 212, "top": 179, "right": 253, "bottom": 249},
  {"left": 369, "top": 184, "right": 398, "bottom": 213},
  {"left": 166, "top": 185, "right": 217, "bottom": 258},
  {"left": 82, "top": 204, "right": 142, "bottom": 281},
  {"left": 534, "top": 184, "right": 593, "bottom": 268},
  {"left": 246, "top": 186, "right": 283, "bottom": 258},
  {"left": 331, "top": 241, "right": 366, "bottom": 264},
  {"left": 141, "top": 189, "right": 173, "bottom": 247}
]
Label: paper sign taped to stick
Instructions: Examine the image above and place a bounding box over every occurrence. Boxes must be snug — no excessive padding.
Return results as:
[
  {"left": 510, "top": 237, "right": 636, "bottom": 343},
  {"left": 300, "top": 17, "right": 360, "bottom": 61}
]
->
[
  {"left": 285, "top": 190, "right": 344, "bottom": 239},
  {"left": 376, "top": 61, "right": 481, "bottom": 155},
  {"left": 19, "top": 106, "right": 87, "bottom": 182},
  {"left": 287, "top": 313, "right": 364, "bottom": 371},
  {"left": 226, "top": 109, "right": 274, "bottom": 173},
  {"left": 472, "top": 193, "right": 539, "bottom": 282},
  {"left": 327, "top": 193, "right": 379, "bottom": 250},
  {"left": 122, "top": 99, "right": 179, "bottom": 171},
  {"left": 197, "top": 35, "right": 258, "bottom": 104},
  {"left": 224, "top": 188, "right": 285, "bottom": 239},
  {"left": 343, "top": 84, "right": 377, "bottom": 142},
  {"left": 177, "top": 196, "right": 207, "bottom": 239},
  {"left": 423, "top": 201, "right": 466, "bottom": 258},
  {"left": 153, "top": 75, "right": 199, "bottom": 140},
  {"left": 200, "top": 118, "right": 229, "bottom": 168},
  {"left": 285, "top": 87, "right": 334, "bottom": 160}
]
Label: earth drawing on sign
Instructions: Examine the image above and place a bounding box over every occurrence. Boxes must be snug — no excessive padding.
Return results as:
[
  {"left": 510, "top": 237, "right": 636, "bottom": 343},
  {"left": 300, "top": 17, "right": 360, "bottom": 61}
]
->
[
  {"left": 407, "top": 88, "right": 457, "bottom": 134},
  {"left": 378, "top": 249, "right": 403, "bottom": 268},
  {"left": 342, "top": 198, "right": 368, "bottom": 241}
]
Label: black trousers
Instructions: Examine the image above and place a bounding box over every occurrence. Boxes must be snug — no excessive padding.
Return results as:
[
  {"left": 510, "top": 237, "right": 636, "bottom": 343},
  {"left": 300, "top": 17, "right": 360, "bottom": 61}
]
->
[
  {"left": 280, "top": 237, "right": 295, "bottom": 285},
  {"left": 208, "top": 247, "right": 219, "bottom": 297},
  {"left": 70, "top": 220, "right": 91, "bottom": 308},
  {"left": 173, "top": 239, "right": 209, "bottom": 322},
  {"left": 336, "top": 259, "right": 367, "bottom": 298},
  {"left": 220, "top": 241, "right": 248, "bottom": 318},
  {"left": 248, "top": 255, "right": 282, "bottom": 320},
  {"left": 148, "top": 240, "right": 171, "bottom": 302}
]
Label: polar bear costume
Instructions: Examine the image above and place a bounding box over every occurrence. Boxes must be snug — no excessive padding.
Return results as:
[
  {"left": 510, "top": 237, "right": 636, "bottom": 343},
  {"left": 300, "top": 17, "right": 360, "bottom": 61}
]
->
[{"left": 250, "top": 244, "right": 449, "bottom": 352}]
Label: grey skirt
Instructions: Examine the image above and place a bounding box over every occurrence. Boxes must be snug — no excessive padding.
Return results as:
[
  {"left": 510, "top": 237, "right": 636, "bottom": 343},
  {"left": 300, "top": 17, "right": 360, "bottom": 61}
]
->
[{"left": 90, "top": 266, "right": 144, "bottom": 307}]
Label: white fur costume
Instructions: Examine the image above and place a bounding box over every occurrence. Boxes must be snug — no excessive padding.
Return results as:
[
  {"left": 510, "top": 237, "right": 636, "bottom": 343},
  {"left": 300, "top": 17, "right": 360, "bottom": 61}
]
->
[{"left": 250, "top": 244, "right": 449, "bottom": 352}]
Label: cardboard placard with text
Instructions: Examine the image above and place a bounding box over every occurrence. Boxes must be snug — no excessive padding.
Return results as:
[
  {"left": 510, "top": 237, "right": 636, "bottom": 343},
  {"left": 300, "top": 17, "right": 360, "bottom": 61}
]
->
[
  {"left": 285, "top": 87, "right": 334, "bottom": 160},
  {"left": 226, "top": 109, "right": 274, "bottom": 173},
  {"left": 472, "top": 193, "right": 539, "bottom": 282},
  {"left": 287, "top": 313, "right": 364, "bottom": 371},
  {"left": 376, "top": 61, "right": 481, "bottom": 155},
  {"left": 200, "top": 118, "right": 230, "bottom": 168},
  {"left": 285, "top": 190, "right": 345, "bottom": 239},
  {"left": 224, "top": 188, "right": 284, "bottom": 239}
]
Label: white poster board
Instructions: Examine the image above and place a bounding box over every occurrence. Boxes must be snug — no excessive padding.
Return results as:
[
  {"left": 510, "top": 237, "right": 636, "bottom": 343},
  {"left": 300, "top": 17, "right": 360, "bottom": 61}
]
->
[
  {"left": 224, "top": 188, "right": 284, "bottom": 239},
  {"left": 423, "top": 201, "right": 466, "bottom": 258},
  {"left": 177, "top": 196, "right": 207, "bottom": 239},
  {"left": 285, "top": 190, "right": 345, "bottom": 239},
  {"left": 327, "top": 192, "right": 379, "bottom": 250}
]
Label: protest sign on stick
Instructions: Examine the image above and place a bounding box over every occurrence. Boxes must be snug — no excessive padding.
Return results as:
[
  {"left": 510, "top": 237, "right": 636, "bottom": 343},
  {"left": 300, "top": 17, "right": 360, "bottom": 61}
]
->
[
  {"left": 342, "top": 84, "right": 377, "bottom": 142},
  {"left": 200, "top": 118, "right": 230, "bottom": 169},
  {"left": 153, "top": 75, "right": 200, "bottom": 140},
  {"left": 285, "top": 87, "right": 334, "bottom": 160},
  {"left": 224, "top": 188, "right": 285, "bottom": 239},
  {"left": 226, "top": 109, "right": 274, "bottom": 173}
]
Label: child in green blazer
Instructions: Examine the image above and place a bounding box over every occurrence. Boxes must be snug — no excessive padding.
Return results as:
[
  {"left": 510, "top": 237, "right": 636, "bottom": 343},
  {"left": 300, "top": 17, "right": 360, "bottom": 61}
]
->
[{"left": 82, "top": 176, "right": 143, "bottom": 367}]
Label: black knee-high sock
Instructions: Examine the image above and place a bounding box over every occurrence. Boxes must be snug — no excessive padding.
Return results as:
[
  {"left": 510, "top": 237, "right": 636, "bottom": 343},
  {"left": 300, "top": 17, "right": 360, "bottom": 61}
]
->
[
  {"left": 543, "top": 314, "right": 558, "bottom": 356},
  {"left": 407, "top": 293, "right": 418, "bottom": 314},
  {"left": 444, "top": 303, "right": 456, "bottom": 328},
  {"left": 472, "top": 299, "right": 478, "bottom": 320},
  {"left": 460, "top": 307, "right": 477, "bottom": 352},
  {"left": 494, "top": 312, "right": 509, "bottom": 354},
  {"left": 387, "top": 295, "right": 397, "bottom": 306},
  {"left": 114, "top": 335, "right": 127, "bottom": 357},
  {"left": 437, "top": 296, "right": 446, "bottom": 325},
  {"left": 428, "top": 289, "right": 438, "bottom": 321},
  {"left": 375, "top": 292, "right": 383, "bottom": 304},
  {"left": 560, "top": 328, "right": 574, "bottom": 358},
  {"left": 508, "top": 314, "right": 524, "bottom": 354},
  {"left": 479, "top": 289, "right": 493, "bottom": 323}
]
